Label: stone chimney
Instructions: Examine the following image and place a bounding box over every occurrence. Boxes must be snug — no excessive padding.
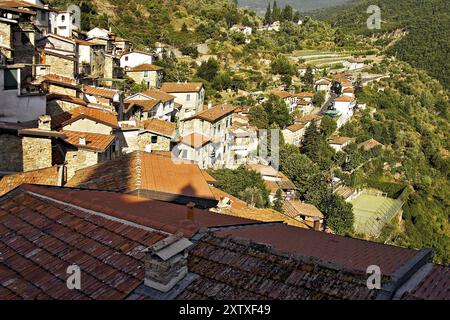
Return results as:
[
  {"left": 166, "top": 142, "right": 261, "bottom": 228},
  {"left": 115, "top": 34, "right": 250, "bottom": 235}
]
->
[
  {"left": 38, "top": 115, "right": 51, "bottom": 131},
  {"left": 313, "top": 218, "right": 321, "bottom": 231},
  {"left": 144, "top": 233, "right": 193, "bottom": 293},
  {"left": 186, "top": 201, "right": 195, "bottom": 220},
  {"left": 79, "top": 137, "right": 86, "bottom": 145}
]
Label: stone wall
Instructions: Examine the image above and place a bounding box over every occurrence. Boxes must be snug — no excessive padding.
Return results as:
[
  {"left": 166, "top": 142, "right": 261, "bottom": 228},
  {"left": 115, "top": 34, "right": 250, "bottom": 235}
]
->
[
  {"left": 138, "top": 132, "right": 171, "bottom": 152},
  {"left": 47, "top": 84, "right": 77, "bottom": 96},
  {"left": 47, "top": 100, "right": 82, "bottom": 117},
  {"left": 22, "top": 136, "right": 52, "bottom": 172},
  {"left": 0, "top": 134, "right": 23, "bottom": 172},
  {"left": 0, "top": 22, "right": 12, "bottom": 60},
  {"left": 46, "top": 55, "right": 75, "bottom": 78},
  {"left": 65, "top": 149, "right": 99, "bottom": 180}
]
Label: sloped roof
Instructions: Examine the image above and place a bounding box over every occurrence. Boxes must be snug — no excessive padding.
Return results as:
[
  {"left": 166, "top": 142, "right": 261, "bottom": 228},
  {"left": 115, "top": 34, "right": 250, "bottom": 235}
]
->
[
  {"left": 335, "top": 95, "right": 355, "bottom": 102},
  {"left": 60, "top": 130, "right": 115, "bottom": 152},
  {"left": 285, "top": 123, "right": 306, "bottom": 133},
  {"left": 358, "top": 138, "right": 383, "bottom": 151},
  {"left": 328, "top": 136, "right": 355, "bottom": 145},
  {"left": 142, "top": 118, "right": 176, "bottom": 138},
  {"left": 51, "top": 106, "right": 119, "bottom": 129},
  {"left": 178, "top": 133, "right": 211, "bottom": 149},
  {"left": 141, "top": 89, "right": 175, "bottom": 102},
  {"left": 82, "top": 85, "right": 119, "bottom": 99},
  {"left": 125, "top": 99, "right": 160, "bottom": 112},
  {"left": 0, "top": 185, "right": 169, "bottom": 299},
  {"left": 282, "top": 201, "right": 324, "bottom": 219},
  {"left": 176, "top": 232, "right": 380, "bottom": 300},
  {"left": 184, "top": 105, "right": 236, "bottom": 123},
  {"left": 37, "top": 74, "right": 79, "bottom": 88},
  {"left": 66, "top": 151, "right": 217, "bottom": 208},
  {"left": 128, "top": 64, "right": 163, "bottom": 72},
  {"left": 215, "top": 223, "right": 419, "bottom": 275},
  {"left": 0, "top": 166, "right": 59, "bottom": 196},
  {"left": 401, "top": 265, "right": 450, "bottom": 300},
  {"left": 160, "top": 82, "right": 204, "bottom": 93},
  {"left": 296, "top": 92, "right": 315, "bottom": 98},
  {"left": 46, "top": 93, "right": 87, "bottom": 106},
  {"left": 271, "top": 90, "right": 293, "bottom": 99}
]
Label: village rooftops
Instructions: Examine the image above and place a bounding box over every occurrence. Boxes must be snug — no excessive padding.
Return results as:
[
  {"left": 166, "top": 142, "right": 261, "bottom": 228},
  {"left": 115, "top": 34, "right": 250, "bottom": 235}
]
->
[
  {"left": 315, "top": 78, "right": 331, "bottom": 85},
  {"left": 160, "top": 82, "right": 204, "bottom": 93},
  {"left": 285, "top": 123, "right": 306, "bottom": 133},
  {"left": 60, "top": 130, "right": 115, "bottom": 152},
  {"left": 51, "top": 105, "right": 119, "bottom": 129},
  {"left": 343, "top": 87, "right": 355, "bottom": 93},
  {"left": 125, "top": 99, "right": 160, "bottom": 112},
  {"left": 127, "top": 64, "right": 163, "bottom": 72},
  {"left": 35, "top": 74, "right": 79, "bottom": 88},
  {"left": 335, "top": 95, "right": 355, "bottom": 102},
  {"left": 141, "top": 88, "right": 175, "bottom": 102},
  {"left": 0, "top": 166, "right": 60, "bottom": 196},
  {"left": 82, "top": 85, "right": 121, "bottom": 99},
  {"left": 183, "top": 105, "right": 236, "bottom": 123},
  {"left": 296, "top": 92, "right": 315, "bottom": 98},
  {"left": 282, "top": 201, "right": 324, "bottom": 220},
  {"left": 46, "top": 93, "right": 88, "bottom": 106},
  {"left": 142, "top": 118, "right": 177, "bottom": 138},
  {"left": 0, "top": 0, "right": 51, "bottom": 11},
  {"left": 66, "top": 151, "right": 217, "bottom": 208},
  {"left": 297, "top": 114, "right": 322, "bottom": 124},
  {"left": 177, "top": 133, "right": 211, "bottom": 149}
]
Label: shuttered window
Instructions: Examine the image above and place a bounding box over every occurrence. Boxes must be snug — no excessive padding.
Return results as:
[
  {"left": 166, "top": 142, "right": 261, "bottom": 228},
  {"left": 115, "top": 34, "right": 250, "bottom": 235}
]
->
[{"left": 4, "top": 68, "right": 18, "bottom": 90}]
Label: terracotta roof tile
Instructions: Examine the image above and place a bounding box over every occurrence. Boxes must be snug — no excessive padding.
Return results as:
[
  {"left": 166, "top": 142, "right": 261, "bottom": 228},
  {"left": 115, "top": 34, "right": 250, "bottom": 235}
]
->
[
  {"left": 60, "top": 130, "right": 115, "bottom": 152},
  {"left": 403, "top": 265, "right": 450, "bottom": 300},
  {"left": 142, "top": 118, "right": 176, "bottom": 138},
  {"left": 82, "top": 85, "right": 119, "bottom": 99},
  {"left": 66, "top": 151, "right": 217, "bottom": 208},
  {"left": 125, "top": 100, "right": 160, "bottom": 112},
  {"left": 178, "top": 133, "right": 211, "bottom": 149},
  {"left": 358, "top": 139, "right": 383, "bottom": 151},
  {"left": 141, "top": 89, "right": 175, "bottom": 102},
  {"left": 128, "top": 64, "right": 163, "bottom": 72},
  {"left": 160, "top": 82, "right": 204, "bottom": 93},
  {"left": 286, "top": 123, "right": 306, "bottom": 132},
  {"left": 296, "top": 92, "right": 314, "bottom": 98},
  {"left": 282, "top": 201, "right": 324, "bottom": 219},
  {"left": 215, "top": 224, "right": 418, "bottom": 275},
  {"left": 51, "top": 106, "right": 119, "bottom": 129},
  {"left": 328, "top": 136, "right": 356, "bottom": 145},
  {"left": 185, "top": 105, "right": 236, "bottom": 123},
  {"left": 271, "top": 90, "right": 293, "bottom": 99},
  {"left": 335, "top": 95, "right": 355, "bottom": 102},
  {"left": 0, "top": 185, "right": 169, "bottom": 300},
  {"left": 0, "top": 166, "right": 60, "bottom": 196},
  {"left": 46, "top": 93, "right": 87, "bottom": 106}
]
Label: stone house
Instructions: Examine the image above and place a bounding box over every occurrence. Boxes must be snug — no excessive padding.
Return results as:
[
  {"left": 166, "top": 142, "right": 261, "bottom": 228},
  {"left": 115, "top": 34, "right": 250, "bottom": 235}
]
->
[
  {"left": 36, "top": 33, "right": 76, "bottom": 54},
  {"left": 46, "top": 93, "right": 87, "bottom": 116},
  {"left": 82, "top": 84, "right": 124, "bottom": 117},
  {"left": 227, "top": 124, "right": 258, "bottom": 167},
  {"left": 35, "top": 73, "right": 79, "bottom": 96},
  {"left": 178, "top": 104, "right": 236, "bottom": 168},
  {"left": 160, "top": 82, "right": 205, "bottom": 121},
  {"left": 0, "top": 17, "right": 14, "bottom": 64},
  {"left": 272, "top": 90, "right": 297, "bottom": 113},
  {"left": 38, "top": 49, "right": 78, "bottom": 78},
  {"left": 328, "top": 136, "right": 356, "bottom": 152},
  {"left": 125, "top": 63, "right": 163, "bottom": 89},
  {"left": 124, "top": 88, "right": 177, "bottom": 122},
  {"left": 139, "top": 118, "right": 177, "bottom": 152},
  {"left": 282, "top": 123, "right": 307, "bottom": 146},
  {"left": 103, "top": 53, "right": 122, "bottom": 83},
  {"left": 282, "top": 200, "right": 324, "bottom": 231}
]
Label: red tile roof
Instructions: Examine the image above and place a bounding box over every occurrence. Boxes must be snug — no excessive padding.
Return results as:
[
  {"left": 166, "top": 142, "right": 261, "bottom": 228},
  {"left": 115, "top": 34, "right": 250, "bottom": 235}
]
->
[
  {"left": 0, "top": 166, "right": 60, "bottom": 196},
  {"left": 46, "top": 93, "right": 87, "bottom": 106},
  {"left": 176, "top": 232, "right": 380, "bottom": 300},
  {"left": 0, "top": 185, "right": 169, "bottom": 299},
  {"left": 128, "top": 64, "right": 163, "bottom": 72},
  {"left": 185, "top": 105, "right": 236, "bottom": 123},
  {"left": 141, "top": 89, "right": 175, "bottom": 102},
  {"left": 82, "top": 85, "right": 119, "bottom": 99},
  {"left": 51, "top": 106, "right": 119, "bottom": 129},
  {"left": 160, "top": 82, "right": 204, "bottom": 93},
  {"left": 282, "top": 201, "right": 324, "bottom": 219},
  {"left": 271, "top": 90, "right": 293, "bottom": 99},
  {"left": 402, "top": 265, "right": 450, "bottom": 300},
  {"left": 335, "top": 95, "right": 355, "bottom": 102},
  {"left": 125, "top": 100, "right": 160, "bottom": 112},
  {"left": 215, "top": 224, "right": 418, "bottom": 275},
  {"left": 178, "top": 133, "right": 211, "bottom": 149},
  {"left": 142, "top": 119, "right": 176, "bottom": 138},
  {"left": 66, "top": 151, "right": 217, "bottom": 208},
  {"left": 60, "top": 130, "right": 115, "bottom": 152},
  {"left": 285, "top": 123, "right": 306, "bottom": 132}
]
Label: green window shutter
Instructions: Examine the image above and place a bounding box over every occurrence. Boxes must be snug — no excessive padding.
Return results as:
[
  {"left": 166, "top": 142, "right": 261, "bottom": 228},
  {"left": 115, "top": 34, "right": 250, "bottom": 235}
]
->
[{"left": 4, "top": 69, "right": 18, "bottom": 90}]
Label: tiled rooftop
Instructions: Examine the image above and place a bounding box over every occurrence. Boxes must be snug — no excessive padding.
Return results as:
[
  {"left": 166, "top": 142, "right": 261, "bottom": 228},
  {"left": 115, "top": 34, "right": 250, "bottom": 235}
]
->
[
  {"left": 402, "top": 265, "right": 450, "bottom": 300},
  {"left": 128, "top": 64, "right": 163, "bottom": 72},
  {"left": 142, "top": 118, "right": 176, "bottom": 138},
  {"left": 0, "top": 185, "right": 168, "bottom": 299},
  {"left": 142, "top": 89, "right": 175, "bottom": 102},
  {"left": 66, "top": 151, "right": 217, "bottom": 208},
  {"left": 0, "top": 166, "right": 60, "bottom": 196},
  {"left": 176, "top": 233, "right": 380, "bottom": 300},
  {"left": 51, "top": 106, "right": 119, "bottom": 129},
  {"left": 160, "top": 82, "right": 203, "bottom": 93},
  {"left": 178, "top": 133, "right": 211, "bottom": 149},
  {"left": 185, "top": 105, "right": 236, "bottom": 123},
  {"left": 60, "top": 130, "right": 115, "bottom": 152},
  {"left": 82, "top": 85, "right": 119, "bottom": 99},
  {"left": 125, "top": 100, "right": 160, "bottom": 112},
  {"left": 214, "top": 224, "right": 418, "bottom": 275}
]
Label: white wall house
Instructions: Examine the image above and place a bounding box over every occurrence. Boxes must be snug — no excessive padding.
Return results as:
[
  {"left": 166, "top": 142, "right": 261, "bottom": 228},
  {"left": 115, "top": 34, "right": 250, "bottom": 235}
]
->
[
  {"left": 125, "top": 89, "right": 176, "bottom": 122},
  {"left": 0, "top": 67, "right": 46, "bottom": 123},
  {"left": 334, "top": 95, "right": 356, "bottom": 128},
  {"left": 87, "top": 27, "right": 110, "bottom": 39},
  {"left": 49, "top": 11, "right": 80, "bottom": 38},
  {"left": 120, "top": 51, "right": 154, "bottom": 70},
  {"left": 160, "top": 82, "right": 205, "bottom": 121}
]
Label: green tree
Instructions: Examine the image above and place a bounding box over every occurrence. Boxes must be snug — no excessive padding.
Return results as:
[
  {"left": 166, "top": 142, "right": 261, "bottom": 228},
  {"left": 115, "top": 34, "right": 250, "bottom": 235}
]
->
[
  {"left": 281, "top": 5, "right": 294, "bottom": 22},
  {"left": 320, "top": 115, "right": 337, "bottom": 138},
  {"left": 271, "top": 55, "right": 296, "bottom": 76},
  {"left": 263, "top": 94, "right": 293, "bottom": 129},
  {"left": 273, "top": 189, "right": 284, "bottom": 212},
  {"left": 197, "top": 58, "right": 220, "bottom": 82},
  {"left": 302, "top": 121, "right": 335, "bottom": 170},
  {"left": 302, "top": 66, "right": 314, "bottom": 91},
  {"left": 264, "top": 3, "right": 272, "bottom": 25},
  {"left": 322, "top": 194, "right": 354, "bottom": 234}
]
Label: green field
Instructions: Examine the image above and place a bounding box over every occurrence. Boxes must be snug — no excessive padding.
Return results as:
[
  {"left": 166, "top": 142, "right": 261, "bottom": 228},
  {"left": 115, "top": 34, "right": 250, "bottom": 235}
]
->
[{"left": 350, "top": 193, "right": 403, "bottom": 238}]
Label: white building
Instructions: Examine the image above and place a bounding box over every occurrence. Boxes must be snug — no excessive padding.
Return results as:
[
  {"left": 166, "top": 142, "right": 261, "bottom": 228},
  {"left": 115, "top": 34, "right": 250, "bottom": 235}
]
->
[
  {"left": 230, "top": 24, "right": 252, "bottom": 35},
  {"left": 328, "top": 136, "right": 356, "bottom": 152},
  {"left": 334, "top": 95, "right": 356, "bottom": 128},
  {"left": 87, "top": 27, "right": 110, "bottom": 39},
  {"left": 0, "top": 66, "right": 46, "bottom": 122},
  {"left": 120, "top": 51, "right": 154, "bottom": 70},
  {"left": 160, "top": 82, "right": 205, "bottom": 121},
  {"left": 124, "top": 88, "right": 177, "bottom": 122},
  {"left": 49, "top": 10, "right": 80, "bottom": 38}
]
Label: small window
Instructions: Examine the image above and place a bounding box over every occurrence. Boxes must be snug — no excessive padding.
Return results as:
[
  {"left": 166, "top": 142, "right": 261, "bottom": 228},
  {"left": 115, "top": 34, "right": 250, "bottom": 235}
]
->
[
  {"left": 61, "top": 15, "right": 66, "bottom": 22},
  {"left": 125, "top": 56, "right": 129, "bottom": 61},
  {"left": 186, "top": 94, "right": 191, "bottom": 102},
  {"left": 151, "top": 136, "right": 158, "bottom": 143},
  {"left": 143, "top": 71, "right": 149, "bottom": 77},
  {"left": 4, "top": 69, "right": 18, "bottom": 90}
]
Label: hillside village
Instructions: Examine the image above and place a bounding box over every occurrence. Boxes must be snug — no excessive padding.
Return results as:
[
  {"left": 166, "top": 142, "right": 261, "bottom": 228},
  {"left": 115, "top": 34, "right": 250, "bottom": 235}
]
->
[{"left": 0, "top": 0, "right": 448, "bottom": 301}]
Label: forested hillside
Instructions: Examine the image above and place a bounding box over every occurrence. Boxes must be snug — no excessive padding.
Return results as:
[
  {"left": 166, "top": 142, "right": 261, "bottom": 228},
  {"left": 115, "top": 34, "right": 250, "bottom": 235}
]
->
[
  {"left": 316, "top": 0, "right": 450, "bottom": 90},
  {"left": 238, "top": 0, "right": 351, "bottom": 13}
]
